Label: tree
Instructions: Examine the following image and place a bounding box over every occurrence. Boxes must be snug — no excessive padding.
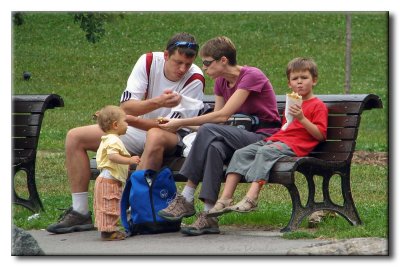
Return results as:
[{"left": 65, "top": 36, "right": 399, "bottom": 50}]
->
[
  {"left": 73, "top": 12, "right": 108, "bottom": 44},
  {"left": 344, "top": 13, "right": 352, "bottom": 94}
]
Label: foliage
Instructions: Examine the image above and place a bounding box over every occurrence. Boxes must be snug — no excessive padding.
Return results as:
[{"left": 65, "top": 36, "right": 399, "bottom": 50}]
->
[
  {"left": 12, "top": 12, "right": 24, "bottom": 26},
  {"left": 73, "top": 12, "right": 109, "bottom": 43}
]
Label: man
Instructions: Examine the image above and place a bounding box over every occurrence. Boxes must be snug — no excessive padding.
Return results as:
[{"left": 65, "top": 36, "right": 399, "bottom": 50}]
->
[{"left": 47, "top": 32, "right": 205, "bottom": 234}]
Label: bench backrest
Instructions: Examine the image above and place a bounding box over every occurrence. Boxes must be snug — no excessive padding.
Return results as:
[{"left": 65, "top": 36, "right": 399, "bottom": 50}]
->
[
  {"left": 205, "top": 94, "right": 383, "bottom": 163},
  {"left": 12, "top": 94, "right": 64, "bottom": 164}
]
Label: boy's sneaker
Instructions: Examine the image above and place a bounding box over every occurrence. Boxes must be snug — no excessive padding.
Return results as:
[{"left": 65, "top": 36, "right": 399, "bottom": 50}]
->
[
  {"left": 207, "top": 198, "right": 234, "bottom": 217},
  {"left": 180, "top": 212, "right": 220, "bottom": 236},
  {"left": 158, "top": 194, "right": 195, "bottom": 221},
  {"left": 46, "top": 207, "right": 94, "bottom": 234}
]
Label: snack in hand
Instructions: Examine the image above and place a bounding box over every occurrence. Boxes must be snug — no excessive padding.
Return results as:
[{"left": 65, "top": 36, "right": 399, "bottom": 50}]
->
[
  {"left": 157, "top": 117, "right": 168, "bottom": 124},
  {"left": 281, "top": 91, "right": 303, "bottom": 131},
  {"left": 287, "top": 91, "right": 302, "bottom": 100}
]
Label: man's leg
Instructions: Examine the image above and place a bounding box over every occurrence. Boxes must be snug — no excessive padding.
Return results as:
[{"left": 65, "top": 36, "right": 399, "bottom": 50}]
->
[
  {"left": 47, "top": 124, "right": 104, "bottom": 234},
  {"left": 136, "top": 128, "right": 179, "bottom": 170}
]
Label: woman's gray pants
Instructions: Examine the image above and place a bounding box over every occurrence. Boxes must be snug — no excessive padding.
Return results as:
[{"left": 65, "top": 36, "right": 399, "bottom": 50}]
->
[{"left": 179, "top": 123, "right": 266, "bottom": 203}]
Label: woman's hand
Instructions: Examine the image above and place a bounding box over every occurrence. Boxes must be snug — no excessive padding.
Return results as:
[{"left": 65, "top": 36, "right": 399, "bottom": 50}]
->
[{"left": 158, "top": 118, "right": 182, "bottom": 132}]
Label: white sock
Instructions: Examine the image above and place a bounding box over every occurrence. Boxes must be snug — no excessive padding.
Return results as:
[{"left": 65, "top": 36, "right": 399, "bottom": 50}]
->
[
  {"left": 203, "top": 200, "right": 214, "bottom": 212},
  {"left": 72, "top": 192, "right": 89, "bottom": 215},
  {"left": 181, "top": 186, "right": 195, "bottom": 203}
]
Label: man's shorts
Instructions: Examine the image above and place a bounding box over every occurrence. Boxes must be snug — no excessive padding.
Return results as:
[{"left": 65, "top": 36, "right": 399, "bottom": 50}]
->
[{"left": 120, "top": 126, "right": 189, "bottom": 157}]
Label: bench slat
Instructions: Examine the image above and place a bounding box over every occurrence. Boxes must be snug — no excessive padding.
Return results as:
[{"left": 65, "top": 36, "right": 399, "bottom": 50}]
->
[
  {"left": 328, "top": 115, "right": 360, "bottom": 127},
  {"left": 326, "top": 128, "right": 358, "bottom": 140},
  {"left": 13, "top": 137, "right": 38, "bottom": 149},
  {"left": 280, "top": 102, "right": 364, "bottom": 115},
  {"left": 325, "top": 102, "right": 363, "bottom": 115},
  {"left": 13, "top": 149, "right": 35, "bottom": 162},
  {"left": 13, "top": 114, "right": 42, "bottom": 126},
  {"left": 13, "top": 101, "right": 47, "bottom": 113},
  {"left": 12, "top": 125, "right": 40, "bottom": 138},
  {"left": 313, "top": 140, "right": 355, "bottom": 153},
  {"left": 308, "top": 152, "right": 352, "bottom": 162}
]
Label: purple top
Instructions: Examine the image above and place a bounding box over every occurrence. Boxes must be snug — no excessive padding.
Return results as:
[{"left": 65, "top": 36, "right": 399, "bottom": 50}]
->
[{"left": 214, "top": 66, "right": 280, "bottom": 135}]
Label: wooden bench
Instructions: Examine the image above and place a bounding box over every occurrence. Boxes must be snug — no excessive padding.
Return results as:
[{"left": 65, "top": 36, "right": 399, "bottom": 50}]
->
[
  {"left": 89, "top": 93, "right": 383, "bottom": 232},
  {"left": 12, "top": 94, "right": 64, "bottom": 212}
]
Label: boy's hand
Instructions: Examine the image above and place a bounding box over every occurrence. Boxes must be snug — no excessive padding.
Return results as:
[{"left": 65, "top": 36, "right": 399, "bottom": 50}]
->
[{"left": 288, "top": 103, "right": 305, "bottom": 121}]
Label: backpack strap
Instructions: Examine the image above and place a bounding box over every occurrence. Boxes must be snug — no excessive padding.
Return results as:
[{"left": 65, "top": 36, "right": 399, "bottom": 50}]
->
[
  {"left": 120, "top": 177, "right": 132, "bottom": 234},
  {"left": 145, "top": 52, "right": 205, "bottom": 99},
  {"left": 146, "top": 52, "right": 153, "bottom": 78},
  {"left": 144, "top": 52, "right": 153, "bottom": 100},
  {"left": 183, "top": 73, "right": 205, "bottom": 92}
]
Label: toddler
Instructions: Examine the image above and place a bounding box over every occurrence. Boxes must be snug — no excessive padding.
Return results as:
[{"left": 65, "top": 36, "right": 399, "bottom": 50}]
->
[{"left": 94, "top": 105, "right": 140, "bottom": 241}]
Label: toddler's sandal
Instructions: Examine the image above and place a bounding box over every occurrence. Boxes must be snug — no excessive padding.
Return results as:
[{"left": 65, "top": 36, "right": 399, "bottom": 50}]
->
[{"left": 101, "top": 231, "right": 126, "bottom": 241}]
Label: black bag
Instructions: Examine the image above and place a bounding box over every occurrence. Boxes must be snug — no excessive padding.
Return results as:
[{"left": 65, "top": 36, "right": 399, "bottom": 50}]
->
[
  {"left": 225, "top": 114, "right": 260, "bottom": 131},
  {"left": 226, "top": 114, "right": 281, "bottom": 132}
]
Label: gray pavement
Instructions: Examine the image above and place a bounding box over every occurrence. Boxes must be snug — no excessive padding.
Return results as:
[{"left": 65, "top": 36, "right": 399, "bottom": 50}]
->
[{"left": 28, "top": 227, "right": 331, "bottom": 256}]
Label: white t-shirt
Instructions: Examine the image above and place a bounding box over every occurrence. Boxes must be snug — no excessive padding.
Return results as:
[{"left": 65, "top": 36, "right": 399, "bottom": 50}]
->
[
  {"left": 119, "top": 52, "right": 205, "bottom": 155},
  {"left": 120, "top": 52, "right": 204, "bottom": 120}
]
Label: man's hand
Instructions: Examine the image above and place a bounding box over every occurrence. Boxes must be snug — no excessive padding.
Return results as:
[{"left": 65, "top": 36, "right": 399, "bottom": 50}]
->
[{"left": 158, "top": 89, "right": 182, "bottom": 108}]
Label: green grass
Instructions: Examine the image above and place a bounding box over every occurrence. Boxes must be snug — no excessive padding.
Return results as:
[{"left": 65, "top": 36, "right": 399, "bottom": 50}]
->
[
  {"left": 12, "top": 12, "right": 388, "bottom": 239},
  {"left": 13, "top": 12, "right": 388, "bottom": 151},
  {"left": 13, "top": 151, "right": 388, "bottom": 239}
]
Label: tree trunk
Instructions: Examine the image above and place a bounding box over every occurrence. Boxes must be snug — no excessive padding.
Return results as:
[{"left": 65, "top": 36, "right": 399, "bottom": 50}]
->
[{"left": 345, "top": 14, "right": 352, "bottom": 94}]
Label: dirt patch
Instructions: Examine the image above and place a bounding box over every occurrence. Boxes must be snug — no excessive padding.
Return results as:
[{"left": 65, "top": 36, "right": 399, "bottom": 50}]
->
[{"left": 352, "top": 151, "right": 388, "bottom": 166}]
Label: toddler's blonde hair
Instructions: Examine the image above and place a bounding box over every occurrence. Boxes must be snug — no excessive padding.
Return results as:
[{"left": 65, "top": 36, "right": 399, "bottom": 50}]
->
[{"left": 95, "top": 105, "right": 125, "bottom": 132}]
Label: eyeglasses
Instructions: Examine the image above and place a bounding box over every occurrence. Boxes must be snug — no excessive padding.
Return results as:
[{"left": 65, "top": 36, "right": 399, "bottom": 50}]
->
[
  {"left": 202, "top": 59, "right": 217, "bottom": 67},
  {"left": 167, "top": 41, "right": 199, "bottom": 51}
]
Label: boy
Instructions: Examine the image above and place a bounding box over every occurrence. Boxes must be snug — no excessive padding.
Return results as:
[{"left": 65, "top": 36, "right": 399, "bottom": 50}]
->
[{"left": 206, "top": 57, "right": 328, "bottom": 217}]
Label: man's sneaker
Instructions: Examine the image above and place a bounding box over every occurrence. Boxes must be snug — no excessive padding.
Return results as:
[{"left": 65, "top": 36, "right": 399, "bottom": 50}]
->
[
  {"left": 158, "top": 194, "right": 195, "bottom": 221},
  {"left": 207, "top": 198, "right": 234, "bottom": 217},
  {"left": 180, "top": 212, "right": 220, "bottom": 236},
  {"left": 46, "top": 207, "right": 94, "bottom": 234}
]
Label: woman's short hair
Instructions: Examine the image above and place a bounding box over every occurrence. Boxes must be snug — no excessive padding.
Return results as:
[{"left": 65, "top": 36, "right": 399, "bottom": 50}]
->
[{"left": 200, "top": 36, "right": 237, "bottom": 66}]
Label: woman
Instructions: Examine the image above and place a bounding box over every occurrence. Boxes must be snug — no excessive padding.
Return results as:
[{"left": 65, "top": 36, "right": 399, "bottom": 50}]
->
[{"left": 158, "top": 36, "right": 281, "bottom": 236}]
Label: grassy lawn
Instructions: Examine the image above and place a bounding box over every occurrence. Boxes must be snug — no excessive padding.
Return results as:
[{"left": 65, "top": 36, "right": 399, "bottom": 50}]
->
[{"left": 12, "top": 12, "right": 388, "bottom": 239}]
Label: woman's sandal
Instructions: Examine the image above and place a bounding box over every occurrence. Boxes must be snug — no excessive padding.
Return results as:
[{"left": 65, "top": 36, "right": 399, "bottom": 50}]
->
[
  {"left": 229, "top": 196, "right": 258, "bottom": 213},
  {"left": 101, "top": 231, "right": 126, "bottom": 241},
  {"left": 207, "top": 198, "right": 234, "bottom": 217}
]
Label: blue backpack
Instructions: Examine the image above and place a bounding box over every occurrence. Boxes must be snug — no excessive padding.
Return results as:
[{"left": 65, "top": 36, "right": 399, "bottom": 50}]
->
[{"left": 120, "top": 167, "right": 181, "bottom": 235}]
